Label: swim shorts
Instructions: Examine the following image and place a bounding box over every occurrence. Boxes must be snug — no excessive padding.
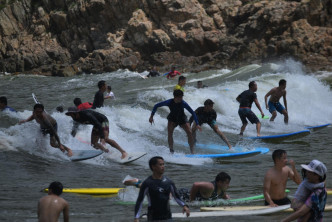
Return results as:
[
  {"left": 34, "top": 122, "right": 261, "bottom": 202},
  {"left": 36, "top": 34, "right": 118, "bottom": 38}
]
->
[
  {"left": 41, "top": 123, "right": 58, "bottom": 136},
  {"left": 92, "top": 121, "right": 109, "bottom": 135},
  {"left": 167, "top": 114, "right": 188, "bottom": 126},
  {"left": 238, "top": 108, "right": 259, "bottom": 124},
  {"left": 264, "top": 197, "right": 291, "bottom": 206},
  {"left": 268, "top": 101, "right": 285, "bottom": 114}
]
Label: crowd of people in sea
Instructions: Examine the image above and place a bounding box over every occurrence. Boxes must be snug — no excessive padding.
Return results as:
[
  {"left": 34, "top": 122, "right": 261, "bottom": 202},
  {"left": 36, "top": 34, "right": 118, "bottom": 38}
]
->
[{"left": 1, "top": 67, "right": 328, "bottom": 222}]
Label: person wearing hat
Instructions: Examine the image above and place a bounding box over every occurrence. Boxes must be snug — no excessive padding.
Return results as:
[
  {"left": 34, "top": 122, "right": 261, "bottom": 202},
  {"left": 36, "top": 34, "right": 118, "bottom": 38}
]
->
[
  {"left": 189, "top": 99, "right": 232, "bottom": 149},
  {"left": 282, "top": 160, "right": 327, "bottom": 222},
  {"left": 65, "top": 107, "right": 128, "bottom": 159},
  {"left": 19, "top": 103, "right": 73, "bottom": 157}
]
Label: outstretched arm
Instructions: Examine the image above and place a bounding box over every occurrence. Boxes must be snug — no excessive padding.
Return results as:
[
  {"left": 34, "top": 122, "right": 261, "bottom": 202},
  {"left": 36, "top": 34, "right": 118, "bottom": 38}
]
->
[
  {"left": 254, "top": 99, "right": 264, "bottom": 117},
  {"left": 19, "top": 114, "right": 34, "bottom": 124}
]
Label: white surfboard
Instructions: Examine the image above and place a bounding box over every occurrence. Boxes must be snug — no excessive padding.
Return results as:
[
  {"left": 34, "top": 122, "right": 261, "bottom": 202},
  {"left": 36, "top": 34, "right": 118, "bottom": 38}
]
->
[
  {"left": 119, "top": 152, "right": 147, "bottom": 164},
  {"left": 70, "top": 150, "right": 103, "bottom": 162},
  {"left": 171, "top": 204, "right": 291, "bottom": 218}
]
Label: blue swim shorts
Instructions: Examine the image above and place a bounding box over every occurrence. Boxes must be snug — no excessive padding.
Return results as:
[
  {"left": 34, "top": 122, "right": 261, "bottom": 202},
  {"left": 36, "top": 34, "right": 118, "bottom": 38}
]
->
[{"left": 268, "top": 101, "right": 285, "bottom": 114}]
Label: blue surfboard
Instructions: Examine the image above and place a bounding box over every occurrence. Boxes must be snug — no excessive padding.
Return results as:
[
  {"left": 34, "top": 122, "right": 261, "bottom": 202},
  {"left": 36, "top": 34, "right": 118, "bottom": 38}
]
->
[
  {"left": 246, "top": 130, "right": 310, "bottom": 141},
  {"left": 184, "top": 151, "right": 261, "bottom": 160},
  {"left": 305, "top": 123, "right": 331, "bottom": 131},
  {"left": 178, "top": 141, "right": 269, "bottom": 154}
]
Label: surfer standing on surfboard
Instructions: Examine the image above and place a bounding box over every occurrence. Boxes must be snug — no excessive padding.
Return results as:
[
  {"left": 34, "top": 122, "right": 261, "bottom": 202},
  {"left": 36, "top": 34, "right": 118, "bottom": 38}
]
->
[
  {"left": 263, "top": 149, "right": 301, "bottom": 207},
  {"left": 264, "top": 79, "right": 289, "bottom": 124},
  {"left": 149, "top": 90, "right": 202, "bottom": 154},
  {"left": 19, "top": 103, "right": 73, "bottom": 157},
  {"left": 236, "top": 81, "right": 265, "bottom": 137},
  {"left": 190, "top": 99, "right": 232, "bottom": 150},
  {"left": 65, "top": 107, "right": 128, "bottom": 159}
]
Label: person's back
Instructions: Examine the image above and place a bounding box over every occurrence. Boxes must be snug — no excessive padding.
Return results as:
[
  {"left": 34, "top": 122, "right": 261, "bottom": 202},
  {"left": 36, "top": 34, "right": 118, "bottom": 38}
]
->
[
  {"left": 38, "top": 195, "right": 68, "bottom": 222},
  {"left": 38, "top": 181, "right": 69, "bottom": 222}
]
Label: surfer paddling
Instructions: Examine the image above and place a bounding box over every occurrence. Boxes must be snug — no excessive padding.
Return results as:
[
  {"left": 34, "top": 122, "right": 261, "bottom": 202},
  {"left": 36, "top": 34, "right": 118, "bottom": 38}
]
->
[
  {"left": 19, "top": 104, "right": 73, "bottom": 157},
  {"left": 263, "top": 149, "right": 301, "bottom": 207},
  {"left": 264, "top": 79, "right": 288, "bottom": 124},
  {"left": 282, "top": 160, "right": 327, "bottom": 222},
  {"left": 65, "top": 107, "right": 128, "bottom": 159},
  {"left": 38, "top": 181, "right": 69, "bottom": 222},
  {"left": 236, "top": 81, "right": 265, "bottom": 136},
  {"left": 124, "top": 171, "right": 231, "bottom": 202},
  {"left": 149, "top": 90, "right": 201, "bottom": 154},
  {"left": 190, "top": 99, "right": 232, "bottom": 149},
  {"left": 134, "top": 156, "right": 190, "bottom": 221}
]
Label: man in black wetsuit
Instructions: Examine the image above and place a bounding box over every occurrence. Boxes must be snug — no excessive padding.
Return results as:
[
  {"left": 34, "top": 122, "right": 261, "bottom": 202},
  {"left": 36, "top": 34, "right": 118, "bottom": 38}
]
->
[
  {"left": 146, "top": 66, "right": 160, "bottom": 78},
  {"left": 236, "top": 81, "right": 265, "bottom": 136},
  {"left": 190, "top": 99, "right": 232, "bottom": 149},
  {"left": 134, "top": 156, "right": 190, "bottom": 221},
  {"left": 65, "top": 107, "right": 128, "bottom": 159},
  {"left": 92, "top": 80, "right": 107, "bottom": 109}
]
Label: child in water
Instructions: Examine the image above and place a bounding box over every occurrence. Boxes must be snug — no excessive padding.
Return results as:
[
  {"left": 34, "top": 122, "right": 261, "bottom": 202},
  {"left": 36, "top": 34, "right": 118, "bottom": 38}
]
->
[{"left": 105, "top": 86, "right": 115, "bottom": 100}]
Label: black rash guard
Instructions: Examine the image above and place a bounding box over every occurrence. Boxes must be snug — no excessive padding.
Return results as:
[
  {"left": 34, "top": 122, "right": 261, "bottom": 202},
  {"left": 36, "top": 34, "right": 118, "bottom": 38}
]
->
[
  {"left": 72, "top": 110, "right": 108, "bottom": 139},
  {"left": 134, "top": 176, "right": 187, "bottom": 220},
  {"left": 92, "top": 90, "right": 104, "bottom": 109},
  {"left": 237, "top": 89, "right": 257, "bottom": 108}
]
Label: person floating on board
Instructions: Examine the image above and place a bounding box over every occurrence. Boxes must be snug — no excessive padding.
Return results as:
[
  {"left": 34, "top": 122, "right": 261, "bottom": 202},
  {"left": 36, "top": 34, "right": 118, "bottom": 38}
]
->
[
  {"left": 134, "top": 156, "right": 190, "bottom": 222},
  {"left": 105, "top": 86, "right": 115, "bottom": 100},
  {"left": 165, "top": 66, "right": 181, "bottom": 79},
  {"left": 149, "top": 90, "right": 202, "bottom": 154},
  {"left": 38, "top": 181, "right": 69, "bottom": 222},
  {"left": 264, "top": 79, "right": 288, "bottom": 124},
  {"left": 0, "top": 96, "right": 16, "bottom": 112},
  {"left": 74, "top": 98, "right": 93, "bottom": 111},
  {"left": 174, "top": 76, "right": 186, "bottom": 92},
  {"left": 263, "top": 149, "right": 301, "bottom": 207},
  {"left": 146, "top": 66, "right": 160, "bottom": 78},
  {"left": 282, "top": 160, "right": 327, "bottom": 222},
  {"left": 124, "top": 171, "right": 231, "bottom": 201},
  {"left": 92, "top": 80, "right": 107, "bottom": 109},
  {"left": 190, "top": 99, "right": 232, "bottom": 149},
  {"left": 236, "top": 81, "right": 265, "bottom": 136},
  {"left": 197, "top": 81, "right": 208, "bottom": 89},
  {"left": 65, "top": 107, "right": 128, "bottom": 159},
  {"left": 19, "top": 103, "right": 73, "bottom": 157}
]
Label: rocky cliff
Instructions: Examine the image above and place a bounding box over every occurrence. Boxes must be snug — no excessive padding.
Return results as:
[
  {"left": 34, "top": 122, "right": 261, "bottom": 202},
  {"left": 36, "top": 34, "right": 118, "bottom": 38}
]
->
[{"left": 0, "top": 0, "right": 331, "bottom": 76}]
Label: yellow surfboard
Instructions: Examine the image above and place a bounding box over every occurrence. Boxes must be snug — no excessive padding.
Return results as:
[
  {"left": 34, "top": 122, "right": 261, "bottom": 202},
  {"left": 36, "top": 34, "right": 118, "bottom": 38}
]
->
[{"left": 43, "top": 187, "right": 123, "bottom": 195}]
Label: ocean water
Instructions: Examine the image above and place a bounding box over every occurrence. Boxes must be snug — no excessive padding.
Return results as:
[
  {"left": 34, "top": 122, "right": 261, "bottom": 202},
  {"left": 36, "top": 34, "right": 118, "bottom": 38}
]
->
[{"left": 0, "top": 59, "right": 332, "bottom": 221}]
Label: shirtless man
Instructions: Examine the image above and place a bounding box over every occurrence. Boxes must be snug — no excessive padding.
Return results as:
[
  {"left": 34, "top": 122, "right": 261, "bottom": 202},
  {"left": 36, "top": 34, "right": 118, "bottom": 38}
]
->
[
  {"left": 38, "top": 181, "right": 69, "bottom": 222},
  {"left": 149, "top": 90, "right": 201, "bottom": 154},
  {"left": 263, "top": 149, "right": 301, "bottom": 207},
  {"left": 19, "top": 104, "right": 73, "bottom": 157},
  {"left": 190, "top": 99, "right": 232, "bottom": 149},
  {"left": 65, "top": 107, "right": 128, "bottom": 159},
  {"left": 264, "top": 79, "right": 288, "bottom": 123}
]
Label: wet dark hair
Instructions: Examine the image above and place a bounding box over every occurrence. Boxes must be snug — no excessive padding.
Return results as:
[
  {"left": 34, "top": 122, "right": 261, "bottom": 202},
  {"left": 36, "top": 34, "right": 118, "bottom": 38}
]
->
[
  {"left": 272, "top": 149, "right": 287, "bottom": 163},
  {"left": 178, "top": 76, "right": 186, "bottom": 82},
  {"left": 107, "top": 86, "right": 112, "bottom": 91},
  {"left": 249, "top": 81, "right": 256, "bottom": 88},
  {"left": 149, "top": 156, "right": 164, "bottom": 171},
  {"left": 279, "top": 79, "right": 286, "bottom": 86},
  {"left": 73, "top": 98, "right": 82, "bottom": 106},
  {"left": 173, "top": 89, "right": 184, "bottom": 97},
  {"left": 33, "top": 103, "right": 44, "bottom": 111},
  {"left": 56, "top": 106, "right": 64, "bottom": 113},
  {"left": 215, "top": 172, "right": 231, "bottom": 183},
  {"left": 0, "top": 96, "right": 7, "bottom": 105},
  {"left": 48, "top": 181, "right": 63, "bottom": 196},
  {"left": 98, "top": 80, "right": 106, "bottom": 89}
]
